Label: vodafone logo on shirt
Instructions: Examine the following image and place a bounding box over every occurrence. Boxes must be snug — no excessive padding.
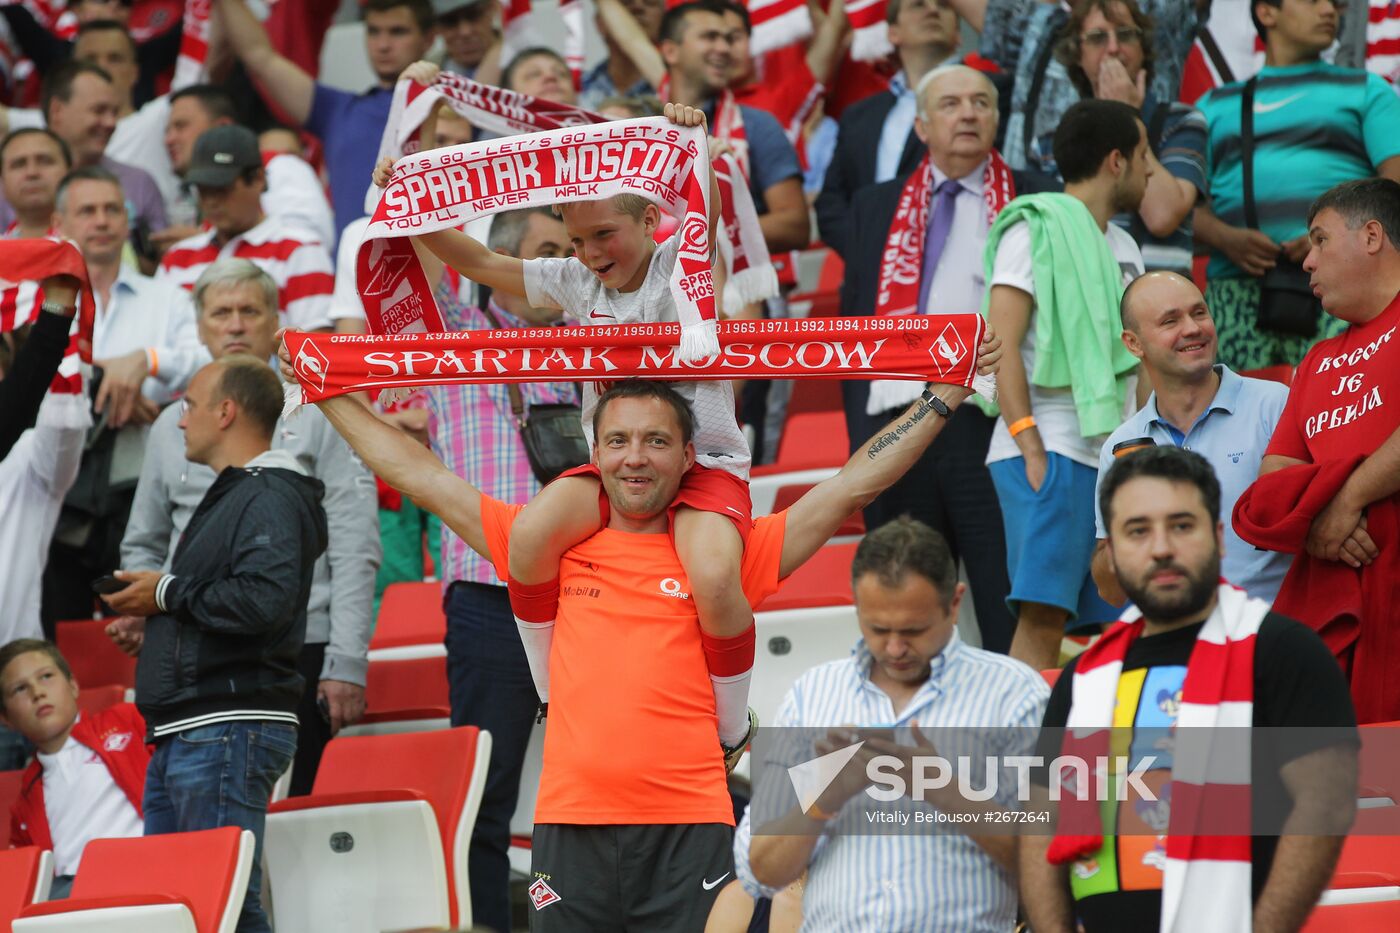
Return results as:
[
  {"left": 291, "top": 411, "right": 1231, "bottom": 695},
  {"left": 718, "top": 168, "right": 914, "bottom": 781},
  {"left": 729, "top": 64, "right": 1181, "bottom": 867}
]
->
[{"left": 659, "top": 578, "right": 691, "bottom": 599}]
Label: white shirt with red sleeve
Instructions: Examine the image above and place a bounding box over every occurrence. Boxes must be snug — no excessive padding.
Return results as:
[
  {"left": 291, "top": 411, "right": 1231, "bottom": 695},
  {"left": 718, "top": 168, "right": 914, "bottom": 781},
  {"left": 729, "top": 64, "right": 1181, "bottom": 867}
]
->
[{"left": 156, "top": 215, "right": 335, "bottom": 331}]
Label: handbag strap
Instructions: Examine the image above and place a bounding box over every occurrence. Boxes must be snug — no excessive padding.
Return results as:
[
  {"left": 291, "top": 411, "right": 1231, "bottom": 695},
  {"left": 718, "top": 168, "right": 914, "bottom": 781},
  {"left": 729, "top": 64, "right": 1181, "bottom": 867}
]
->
[
  {"left": 1022, "top": 13, "right": 1065, "bottom": 168},
  {"left": 1240, "top": 76, "right": 1259, "bottom": 231},
  {"left": 1198, "top": 25, "right": 1235, "bottom": 86},
  {"left": 479, "top": 303, "right": 527, "bottom": 427}
]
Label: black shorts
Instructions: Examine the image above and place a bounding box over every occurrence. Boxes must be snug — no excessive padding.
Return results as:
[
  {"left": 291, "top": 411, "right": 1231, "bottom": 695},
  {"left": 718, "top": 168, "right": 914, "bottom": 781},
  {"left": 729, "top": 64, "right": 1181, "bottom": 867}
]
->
[{"left": 528, "top": 823, "right": 734, "bottom": 932}]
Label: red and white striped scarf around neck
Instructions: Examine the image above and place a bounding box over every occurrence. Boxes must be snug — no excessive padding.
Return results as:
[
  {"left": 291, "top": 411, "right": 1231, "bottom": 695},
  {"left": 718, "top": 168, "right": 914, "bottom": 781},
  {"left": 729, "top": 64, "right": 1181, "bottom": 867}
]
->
[
  {"left": 658, "top": 77, "right": 750, "bottom": 177},
  {"left": 1048, "top": 583, "right": 1266, "bottom": 933},
  {"left": 361, "top": 116, "right": 720, "bottom": 361},
  {"left": 370, "top": 73, "right": 776, "bottom": 320},
  {"left": 846, "top": 0, "right": 893, "bottom": 61},
  {"left": 876, "top": 150, "right": 1015, "bottom": 317},
  {"left": 281, "top": 315, "right": 992, "bottom": 412}
]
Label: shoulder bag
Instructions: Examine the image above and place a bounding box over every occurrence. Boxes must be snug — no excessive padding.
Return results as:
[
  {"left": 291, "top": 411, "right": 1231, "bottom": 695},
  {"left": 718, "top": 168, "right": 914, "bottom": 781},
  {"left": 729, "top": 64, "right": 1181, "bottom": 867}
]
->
[
  {"left": 479, "top": 305, "right": 589, "bottom": 485},
  {"left": 1240, "top": 76, "right": 1321, "bottom": 338}
]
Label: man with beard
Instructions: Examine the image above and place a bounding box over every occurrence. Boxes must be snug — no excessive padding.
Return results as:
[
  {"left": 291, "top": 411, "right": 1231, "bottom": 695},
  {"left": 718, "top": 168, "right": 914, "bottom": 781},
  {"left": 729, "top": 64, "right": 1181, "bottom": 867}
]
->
[{"left": 1020, "top": 446, "right": 1357, "bottom": 933}]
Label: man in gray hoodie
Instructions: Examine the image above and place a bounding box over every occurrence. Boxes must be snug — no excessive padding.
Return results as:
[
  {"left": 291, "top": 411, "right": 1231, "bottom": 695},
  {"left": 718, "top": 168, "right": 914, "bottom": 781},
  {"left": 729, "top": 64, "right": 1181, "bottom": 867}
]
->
[{"left": 115, "top": 258, "right": 380, "bottom": 795}]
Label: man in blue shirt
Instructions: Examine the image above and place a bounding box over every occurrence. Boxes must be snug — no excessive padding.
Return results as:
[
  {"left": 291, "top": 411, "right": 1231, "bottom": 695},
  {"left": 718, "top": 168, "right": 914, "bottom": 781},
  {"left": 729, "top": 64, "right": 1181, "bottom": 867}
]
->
[
  {"left": 1092, "top": 271, "right": 1292, "bottom": 604},
  {"left": 736, "top": 517, "right": 1048, "bottom": 931},
  {"left": 215, "top": 0, "right": 438, "bottom": 240}
]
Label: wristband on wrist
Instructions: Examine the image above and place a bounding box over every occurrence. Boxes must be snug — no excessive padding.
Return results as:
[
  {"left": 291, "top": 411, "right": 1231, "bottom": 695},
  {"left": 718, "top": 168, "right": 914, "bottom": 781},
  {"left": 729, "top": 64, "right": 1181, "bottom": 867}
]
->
[
  {"left": 1009, "top": 415, "right": 1037, "bottom": 438},
  {"left": 146, "top": 348, "right": 159, "bottom": 377},
  {"left": 39, "top": 300, "right": 75, "bottom": 317},
  {"left": 919, "top": 387, "right": 952, "bottom": 419}
]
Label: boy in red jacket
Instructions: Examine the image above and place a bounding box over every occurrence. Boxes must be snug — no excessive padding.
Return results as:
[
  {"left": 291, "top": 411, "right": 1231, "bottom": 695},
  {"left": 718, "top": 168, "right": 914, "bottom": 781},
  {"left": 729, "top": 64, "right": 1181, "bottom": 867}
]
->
[{"left": 1, "top": 639, "right": 148, "bottom": 897}]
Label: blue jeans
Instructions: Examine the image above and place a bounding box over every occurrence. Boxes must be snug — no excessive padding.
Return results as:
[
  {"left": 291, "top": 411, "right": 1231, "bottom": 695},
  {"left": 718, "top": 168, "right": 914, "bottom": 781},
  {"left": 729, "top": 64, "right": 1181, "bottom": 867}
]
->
[
  {"left": 444, "top": 581, "right": 539, "bottom": 933},
  {"left": 144, "top": 721, "right": 298, "bottom": 933}
]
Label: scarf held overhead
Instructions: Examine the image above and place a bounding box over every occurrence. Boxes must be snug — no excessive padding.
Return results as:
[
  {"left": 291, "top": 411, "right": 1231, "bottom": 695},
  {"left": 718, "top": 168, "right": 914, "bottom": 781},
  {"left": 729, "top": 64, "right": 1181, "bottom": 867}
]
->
[
  {"left": 360, "top": 116, "right": 717, "bottom": 359},
  {"left": 1049, "top": 584, "right": 1266, "bottom": 933},
  {"left": 282, "top": 316, "right": 991, "bottom": 412},
  {"left": 370, "top": 74, "right": 775, "bottom": 315}
]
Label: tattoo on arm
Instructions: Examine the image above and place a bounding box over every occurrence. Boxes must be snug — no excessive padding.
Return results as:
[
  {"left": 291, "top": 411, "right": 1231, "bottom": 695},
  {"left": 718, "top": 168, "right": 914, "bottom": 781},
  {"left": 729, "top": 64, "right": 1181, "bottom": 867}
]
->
[{"left": 865, "top": 397, "right": 934, "bottom": 459}]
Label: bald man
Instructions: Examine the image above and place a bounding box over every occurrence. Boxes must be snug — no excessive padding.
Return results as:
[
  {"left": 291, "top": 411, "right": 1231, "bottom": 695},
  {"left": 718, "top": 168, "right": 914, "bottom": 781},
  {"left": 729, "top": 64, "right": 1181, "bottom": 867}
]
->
[
  {"left": 840, "top": 64, "right": 1035, "bottom": 655},
  {"left": 1090, "top": 271, "right": 1293, "bottom": 604}
]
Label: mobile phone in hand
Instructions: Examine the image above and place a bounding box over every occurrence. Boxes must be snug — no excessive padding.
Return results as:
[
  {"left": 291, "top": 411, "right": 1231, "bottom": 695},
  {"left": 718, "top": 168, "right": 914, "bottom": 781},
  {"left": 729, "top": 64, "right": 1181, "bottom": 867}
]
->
[{"left": 92, "top": 574, "right": 127, "bottom": 595}]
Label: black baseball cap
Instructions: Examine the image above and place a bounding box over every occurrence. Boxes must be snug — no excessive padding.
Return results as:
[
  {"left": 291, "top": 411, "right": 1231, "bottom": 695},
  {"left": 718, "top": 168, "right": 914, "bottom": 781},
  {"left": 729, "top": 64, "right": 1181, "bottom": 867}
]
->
[{"left": 186, "top": 125, "right": 261, "bottom": 188}]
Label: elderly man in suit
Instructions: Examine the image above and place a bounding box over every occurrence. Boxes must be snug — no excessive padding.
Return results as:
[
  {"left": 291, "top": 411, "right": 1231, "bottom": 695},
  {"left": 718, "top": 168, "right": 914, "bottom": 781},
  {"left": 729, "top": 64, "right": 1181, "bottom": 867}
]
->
[{"left": 837, "top": 64, "right": 1022, "bottom": 654}]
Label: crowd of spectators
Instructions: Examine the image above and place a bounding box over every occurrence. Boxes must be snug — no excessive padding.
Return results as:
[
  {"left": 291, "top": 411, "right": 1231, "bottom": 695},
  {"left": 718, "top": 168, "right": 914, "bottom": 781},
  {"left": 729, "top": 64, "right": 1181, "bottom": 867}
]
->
[{"left": 0, "top": 0, "right": 1398, "bottom": 930}]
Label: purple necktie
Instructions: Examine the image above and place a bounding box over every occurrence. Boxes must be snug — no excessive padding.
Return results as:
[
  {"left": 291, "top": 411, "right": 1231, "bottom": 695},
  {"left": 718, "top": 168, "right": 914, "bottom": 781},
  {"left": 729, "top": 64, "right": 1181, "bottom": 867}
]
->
[{"left": 916, "top": 178, "right": 962, "bottom": 317}]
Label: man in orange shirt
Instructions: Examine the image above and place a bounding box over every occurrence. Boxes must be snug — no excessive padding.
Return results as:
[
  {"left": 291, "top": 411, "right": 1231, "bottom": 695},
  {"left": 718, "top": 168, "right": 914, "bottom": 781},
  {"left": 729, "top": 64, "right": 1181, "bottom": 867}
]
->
[{"left": 288, "top": 351, "right": 997, "bottom": 928}]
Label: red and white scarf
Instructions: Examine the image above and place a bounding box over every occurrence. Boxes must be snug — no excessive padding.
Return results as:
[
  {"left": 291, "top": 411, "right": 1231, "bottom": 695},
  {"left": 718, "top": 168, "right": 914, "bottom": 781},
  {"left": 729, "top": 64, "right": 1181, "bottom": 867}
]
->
[
  {"left": 361, "top": 116, "right": 720, "bottom": 360},
  {"left": 747, "top": 0, "right": 813, "bottom": 57},
  {"left": 173, "top": 0, "right": 214, "bottom": 91},
  {"left": 0, "top": 238, "right": 97, "bottom": 415},
  {"left": 1049, "top": 583, "right": 1266, "bottom": 933},
  {"left": 281, "top": 315, "right": 991, "bottom": 412},
  {"left": 866, "top": 151, "right": 1012, "bottom": 412},
  {"left": 875, "top": 150, "right": 1015, "bottom": 318},
  {"left": 714, "top": 152, "right": 778, "bottom": 312},
  {"left": 499, "top": 0, "right": 585, "bottom": 87},
  {"left": 846, "top": 0, "right": 893, "bottom": 61},
  {"left": 657, "top": 77, "right": 751, "bottom": 176},
  {"left": 372, "top": 75, "right": 776, "bottom": 323}
]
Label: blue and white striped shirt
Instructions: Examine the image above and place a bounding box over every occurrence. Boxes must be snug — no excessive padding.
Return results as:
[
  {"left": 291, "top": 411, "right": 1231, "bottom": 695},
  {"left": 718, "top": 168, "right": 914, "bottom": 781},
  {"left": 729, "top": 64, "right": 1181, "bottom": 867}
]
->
[{"left": 735, "top": 633, "right": 1049, "bottom": 932}]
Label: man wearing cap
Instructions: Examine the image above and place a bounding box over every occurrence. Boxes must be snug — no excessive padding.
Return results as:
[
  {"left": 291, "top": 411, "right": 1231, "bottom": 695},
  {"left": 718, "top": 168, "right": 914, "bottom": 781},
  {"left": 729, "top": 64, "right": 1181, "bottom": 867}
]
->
[
  {"left": 156, "top": 125, "right": 334, "bottom": 333},
  {"left": 1090, "top": 271, "right": 1293, "bottom": 606},
  {"left": 215, "top": 0, "right": 439, "bottom": 238},
  {"left": 435, "top": 0, "right": 499, "bottom": 79}
]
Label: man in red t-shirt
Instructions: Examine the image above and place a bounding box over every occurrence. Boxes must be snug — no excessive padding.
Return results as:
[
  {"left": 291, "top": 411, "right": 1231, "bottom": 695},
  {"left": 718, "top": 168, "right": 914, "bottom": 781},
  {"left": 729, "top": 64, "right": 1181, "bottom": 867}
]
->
[
  {"left": 290, "top": 342, "right": 996, "bottom": 929},
  {"left": 1259, "top": 178, "right": 1400, "bottom": 561},
  {"left": 1248, "top": 179, "right": 1400, "bottom": 718}
]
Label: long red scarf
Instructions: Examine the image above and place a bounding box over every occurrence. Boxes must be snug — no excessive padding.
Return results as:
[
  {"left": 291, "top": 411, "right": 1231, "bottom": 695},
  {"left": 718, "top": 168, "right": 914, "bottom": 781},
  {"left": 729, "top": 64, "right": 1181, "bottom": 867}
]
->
[
  {"left": 372, "top": 72, "right": 774, "bottom": 315},
  {"left": 361, "top": 117, "right": 717, "bottom": 359},
  {"left": 846, "top": 0, "right": 893, "bottom": 61},
  {"left": 876, "top": 151, "right": 1015, "bottom": 317},
  {"left": 747, "top": 0, "right": 813, "bottom": 56},
  {"left": 658, "top": 78, "right": 750, "bottom": 178},
  {"left": 282, "top": 316, "right": 990, "bottom": 411},
  {"left": 0, "top": 238, "right": 95, "bottom": 404},
  {"left": 1049, "top": 583, "right": 1264, "bottom": 932}
]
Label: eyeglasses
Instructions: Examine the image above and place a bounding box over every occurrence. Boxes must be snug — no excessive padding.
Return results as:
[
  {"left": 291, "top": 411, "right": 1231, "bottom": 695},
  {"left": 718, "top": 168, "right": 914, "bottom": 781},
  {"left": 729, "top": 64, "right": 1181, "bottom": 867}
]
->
[{"left": 1080, "top": 26, "right": 1144, "bottom": 48}]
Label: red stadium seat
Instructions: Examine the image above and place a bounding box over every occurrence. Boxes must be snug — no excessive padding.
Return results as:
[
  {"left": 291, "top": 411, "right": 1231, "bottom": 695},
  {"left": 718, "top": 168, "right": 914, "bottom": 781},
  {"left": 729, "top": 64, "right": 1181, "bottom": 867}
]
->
[
  {"left": 15, "top": 827, "right": 253, "bottom": 933},
  {"left": 0, "top": 769, "right": 25, "bottom": 821},
  {"left": 77, "top": 684, "right": 127, "bottom": 716},
  {"left": 264, "top": 726, "right": 491, "bottom": 932},
  {"left": 0, "top": 846, "right": 52, "bottom": 926},
  {"left": 54, "top": 619, "right": 136, "bottom": 689},
  {"left": 369, "top": 581, "right": 447, "bottom": 660},
  {"left": 752, "top": 410, "right": 849, "bottom": 476},
  {"left": 342, "top": 655, "right": 451, "bottom": 735},
  {"left": 759, "top": 542, "right": 856, "bottom": 612},
  {"left": 770, "top": 482, "right": 865, "bottom": 537},
  {"left": 786, "top": 379, "right": 843, "bottom": 416},
  {"left": 1302, "top": 899, "right": 1400, "bottom": 931}
]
